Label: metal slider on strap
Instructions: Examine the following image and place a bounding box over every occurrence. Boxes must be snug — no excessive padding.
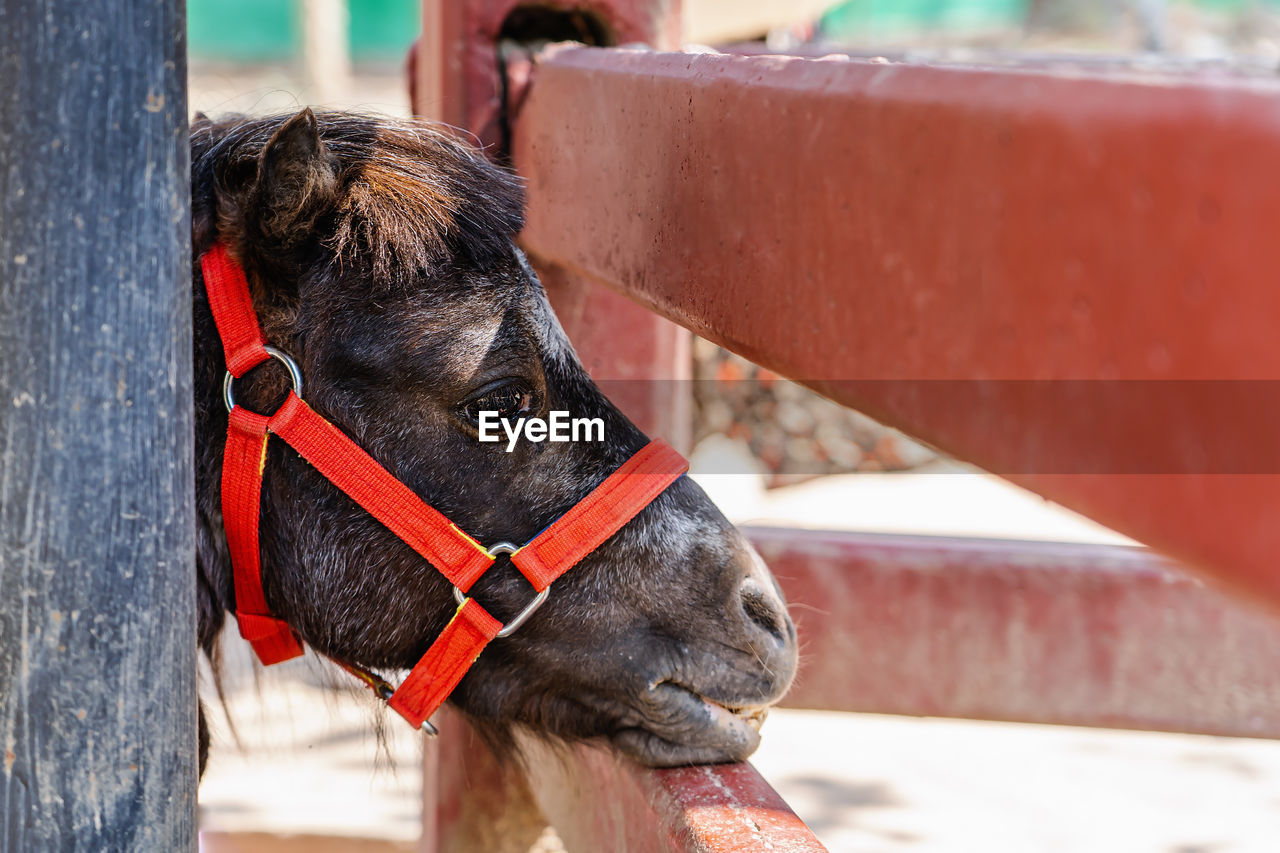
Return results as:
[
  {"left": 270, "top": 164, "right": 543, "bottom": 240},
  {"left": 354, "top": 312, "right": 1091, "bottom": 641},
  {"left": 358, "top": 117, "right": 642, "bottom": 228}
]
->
[{"left": 451, "top": 541, "right": 551, "bottom": 639}]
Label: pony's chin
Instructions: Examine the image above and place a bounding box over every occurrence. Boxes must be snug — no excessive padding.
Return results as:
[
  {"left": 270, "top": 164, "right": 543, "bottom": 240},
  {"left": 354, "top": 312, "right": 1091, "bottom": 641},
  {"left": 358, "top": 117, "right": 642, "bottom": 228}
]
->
[{"left": 608, "top": 684, "right": 769, "bottom": 767}]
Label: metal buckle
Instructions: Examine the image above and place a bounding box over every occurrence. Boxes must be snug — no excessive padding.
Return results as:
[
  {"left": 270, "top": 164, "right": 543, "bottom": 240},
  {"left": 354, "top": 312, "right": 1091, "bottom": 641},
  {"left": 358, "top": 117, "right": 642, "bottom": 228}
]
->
[
  {"left": 333, "top": 657, "right": 439, "bottom": 736},
  {"left": 223, "top": 346, "right": 304, "bottom": 413},
  {"left": 452, "top": 541, "right": 550, "bottom": 638}
]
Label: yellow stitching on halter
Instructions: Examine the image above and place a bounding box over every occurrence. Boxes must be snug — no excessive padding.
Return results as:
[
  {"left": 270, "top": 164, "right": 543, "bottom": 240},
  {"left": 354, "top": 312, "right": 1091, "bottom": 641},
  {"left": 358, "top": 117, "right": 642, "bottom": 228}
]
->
[{"left": 451, "top": 524, "right": 499, "bottom": 559}]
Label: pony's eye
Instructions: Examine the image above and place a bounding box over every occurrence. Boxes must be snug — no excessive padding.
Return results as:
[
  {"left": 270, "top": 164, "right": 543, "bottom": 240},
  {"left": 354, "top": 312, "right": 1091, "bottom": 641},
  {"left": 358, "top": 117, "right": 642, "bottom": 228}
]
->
[{"left": 461, "top": 381, "right": 536, "bottom": 427}]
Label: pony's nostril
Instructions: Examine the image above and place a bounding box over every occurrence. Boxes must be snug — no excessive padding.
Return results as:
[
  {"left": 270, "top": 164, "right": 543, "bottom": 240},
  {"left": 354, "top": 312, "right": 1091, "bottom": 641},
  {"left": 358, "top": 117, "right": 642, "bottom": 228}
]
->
[{"left": 739, "top": 577, "right": 790, "bottom": 646}]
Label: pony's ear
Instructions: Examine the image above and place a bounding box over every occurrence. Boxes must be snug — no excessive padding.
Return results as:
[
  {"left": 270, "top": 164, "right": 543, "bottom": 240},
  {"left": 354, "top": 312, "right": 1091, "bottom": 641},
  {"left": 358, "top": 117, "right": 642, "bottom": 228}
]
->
[{"left": 250, "top": 108, "right": 338, "bottom": 243}]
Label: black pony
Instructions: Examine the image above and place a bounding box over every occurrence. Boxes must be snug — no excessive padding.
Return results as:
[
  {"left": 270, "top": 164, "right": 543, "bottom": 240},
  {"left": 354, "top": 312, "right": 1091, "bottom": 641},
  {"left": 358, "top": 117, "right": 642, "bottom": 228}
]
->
[{"left": 190, "top": 109, "right": 797, "bottom": 773}]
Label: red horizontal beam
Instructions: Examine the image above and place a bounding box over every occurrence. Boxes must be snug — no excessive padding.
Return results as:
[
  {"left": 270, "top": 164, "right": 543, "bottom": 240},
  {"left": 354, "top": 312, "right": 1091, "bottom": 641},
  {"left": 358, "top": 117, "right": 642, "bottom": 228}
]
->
[
  {"left": 518, "top": 736, "right": 829, "bottom": 853},
  {"left": 511, "top": 47, "right": 1280, "bottom": 611},
  {"left": 748, "top": 526, "right": 1280, "bottom": 738},
  {"left": 424, "top": 709, "right": 827, "bottom": 853}
]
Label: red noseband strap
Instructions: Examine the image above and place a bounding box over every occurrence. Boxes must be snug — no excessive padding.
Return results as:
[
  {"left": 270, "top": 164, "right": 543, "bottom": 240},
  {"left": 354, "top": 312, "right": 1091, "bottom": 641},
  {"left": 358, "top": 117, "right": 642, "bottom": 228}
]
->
[
  {"left": 200, "top": 242, "right": 688, "bottom": 731},
  {"left": 512, "top": 442, "right": 692, "bottom": 591}
]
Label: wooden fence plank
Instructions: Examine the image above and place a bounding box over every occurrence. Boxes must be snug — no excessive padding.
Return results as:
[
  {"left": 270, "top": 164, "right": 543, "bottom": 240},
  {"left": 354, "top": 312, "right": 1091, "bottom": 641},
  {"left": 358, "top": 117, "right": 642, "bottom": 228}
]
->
[
  {"left": 750, "top": 526, "right": 1280, "bottom": 737},
  {"left": 510, "top": 46, "right": 1280, "bottom": 613},
  {"left": 519, "top": 733, "right": 829, "bottom": 853},
  {"left": 423, "top": 708, "right": 829, "bottom": 853},
  {"left": 0, "top": 0, "right": 196, "bottom": 847}
]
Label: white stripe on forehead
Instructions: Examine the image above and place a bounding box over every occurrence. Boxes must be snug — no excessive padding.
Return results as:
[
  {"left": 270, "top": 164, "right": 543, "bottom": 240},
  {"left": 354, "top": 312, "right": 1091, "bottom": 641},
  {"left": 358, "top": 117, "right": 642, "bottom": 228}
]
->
[{"left": 454, "top": 312, "right": 505, "bottom": 356}]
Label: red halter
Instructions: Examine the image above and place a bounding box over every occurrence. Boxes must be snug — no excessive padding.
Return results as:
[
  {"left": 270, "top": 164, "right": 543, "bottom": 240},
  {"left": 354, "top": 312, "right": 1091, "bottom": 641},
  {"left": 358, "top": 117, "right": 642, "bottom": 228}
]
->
[{"left": 201, "top": 243, "right": 688, "bottom": 732}]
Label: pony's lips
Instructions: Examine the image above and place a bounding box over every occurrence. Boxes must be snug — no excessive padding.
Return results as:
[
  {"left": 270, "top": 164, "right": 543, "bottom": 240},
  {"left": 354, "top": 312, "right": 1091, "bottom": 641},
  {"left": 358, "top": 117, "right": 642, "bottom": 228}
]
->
[{"left": 607, "top": 682, "right": 773, "bottom": 767}]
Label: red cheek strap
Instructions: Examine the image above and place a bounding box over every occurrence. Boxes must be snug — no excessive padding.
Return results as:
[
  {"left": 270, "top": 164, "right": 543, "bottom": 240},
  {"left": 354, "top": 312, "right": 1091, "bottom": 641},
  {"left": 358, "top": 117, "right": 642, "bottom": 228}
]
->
[
  {"left": 267, "top": 392, "right": 496, "bottom": 592},
  {"left": 222, "top": 406, "right": 305, "bottom": 665}
]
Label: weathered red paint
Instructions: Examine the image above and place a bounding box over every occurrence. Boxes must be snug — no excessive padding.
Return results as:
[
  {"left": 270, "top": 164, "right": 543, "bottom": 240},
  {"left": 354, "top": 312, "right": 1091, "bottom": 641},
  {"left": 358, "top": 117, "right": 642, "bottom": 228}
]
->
[
  {"left": 749, "top": 526, "right": 1280, "bottom": 737},
  {"left": 413, "top": 0, "right": 679, "bottom": 150},
  {"left": 521, "top": 741, "right": 829, "bottom": 853},
  {"left": 409, "top": 19, "right": 1280, "bottom": 849},
  {"left": 422, "top": 709, "right": 828, "bottom": 852},
  {"left": 510, "top": 46, "right": 1280, "bottom": 612}
]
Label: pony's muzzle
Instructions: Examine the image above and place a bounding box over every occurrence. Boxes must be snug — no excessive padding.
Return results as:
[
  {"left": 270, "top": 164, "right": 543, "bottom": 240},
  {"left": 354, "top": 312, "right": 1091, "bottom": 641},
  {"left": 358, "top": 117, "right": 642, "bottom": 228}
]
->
[{"left": 733, "top": 546, "right": 799, "bottom": 694}]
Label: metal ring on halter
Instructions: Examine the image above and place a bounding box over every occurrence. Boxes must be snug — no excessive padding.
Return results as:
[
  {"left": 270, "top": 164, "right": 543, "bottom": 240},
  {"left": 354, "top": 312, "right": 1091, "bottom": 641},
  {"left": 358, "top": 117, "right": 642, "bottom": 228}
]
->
[
  {"left": 453, "top": 541, "right": 551, "bottom": 639},
  {"left": 420, "top": 719, "right": 439, "bottom": 736},
  {"left": 223, "top": 346, "right": 304, "bottom": 413}
]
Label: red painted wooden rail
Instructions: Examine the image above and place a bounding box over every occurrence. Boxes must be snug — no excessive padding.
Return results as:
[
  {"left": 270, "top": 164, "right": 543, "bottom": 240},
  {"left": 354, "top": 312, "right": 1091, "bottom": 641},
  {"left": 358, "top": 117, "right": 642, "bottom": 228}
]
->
[
  {"left": 425, "top": 709, "right": 826, "bottom": 853},
  {"left": 749, "top": 527, "right": 1280, "bottom": 737},
  {"left": 411, "top": 0, "right": 1280, "bottom": 850},
  {"left": 511, "top": 44, "right": 1280, "bottom": 612}
]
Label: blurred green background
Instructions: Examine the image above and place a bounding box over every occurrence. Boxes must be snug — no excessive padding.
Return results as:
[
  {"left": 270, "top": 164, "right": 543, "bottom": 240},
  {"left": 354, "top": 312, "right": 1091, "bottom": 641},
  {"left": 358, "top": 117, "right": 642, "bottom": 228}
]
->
[
  {"left": 188, "top": 0, "right": 420, "bottom": 62},
  {"left": 188, "top": 0, "right": 1280, "bottom": 63}
]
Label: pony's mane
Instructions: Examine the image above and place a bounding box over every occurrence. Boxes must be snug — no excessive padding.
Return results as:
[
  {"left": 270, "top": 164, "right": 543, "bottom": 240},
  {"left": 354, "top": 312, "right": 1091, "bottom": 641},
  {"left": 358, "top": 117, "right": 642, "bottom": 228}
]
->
[{"left": 190, "top": 111, "right": 525, "bottom": 280}]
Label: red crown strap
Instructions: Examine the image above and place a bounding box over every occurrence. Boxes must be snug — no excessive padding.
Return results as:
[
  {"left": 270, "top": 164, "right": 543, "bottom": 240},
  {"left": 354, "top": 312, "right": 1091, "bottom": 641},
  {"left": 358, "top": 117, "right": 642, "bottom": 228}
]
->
[
  {"left": 387, "top": 598, "right": 503, "bottom": 728},
  {"left": 222, "top": 407, "right": 304, "bottom": 664},
  {"left": 268, "top": 392, "right": 496, "bottom": 591},
  {"left": 512, "top": 440, "right": 688, "bottom": 591},
  {"left": 200, "top": 243, "right": 270, "bottom": 377}
]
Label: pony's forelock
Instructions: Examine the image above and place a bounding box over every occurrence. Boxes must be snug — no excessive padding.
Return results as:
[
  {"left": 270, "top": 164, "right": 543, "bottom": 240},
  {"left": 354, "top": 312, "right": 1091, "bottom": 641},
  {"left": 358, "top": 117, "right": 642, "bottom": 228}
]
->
[{"left": 191, "top": 111, "right": 526, "bottom": 283}]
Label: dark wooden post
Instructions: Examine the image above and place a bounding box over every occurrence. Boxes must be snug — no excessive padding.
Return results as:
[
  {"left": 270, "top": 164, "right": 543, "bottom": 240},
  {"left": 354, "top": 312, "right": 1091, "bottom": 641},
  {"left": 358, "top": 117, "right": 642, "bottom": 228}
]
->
[{"left": 0, "top": 0, "right": 196, "bottom": 849}]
